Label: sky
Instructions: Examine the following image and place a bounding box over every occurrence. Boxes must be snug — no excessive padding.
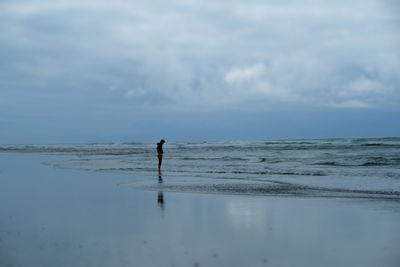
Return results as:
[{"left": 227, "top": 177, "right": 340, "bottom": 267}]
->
[{"left": 1, "top": 0, "right": 400, "bottom": 143}]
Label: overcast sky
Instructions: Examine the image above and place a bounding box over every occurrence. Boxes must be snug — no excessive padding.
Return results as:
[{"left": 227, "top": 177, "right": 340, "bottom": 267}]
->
[{"left": 1, "top": 0, "right": 399, "bottom": 143}]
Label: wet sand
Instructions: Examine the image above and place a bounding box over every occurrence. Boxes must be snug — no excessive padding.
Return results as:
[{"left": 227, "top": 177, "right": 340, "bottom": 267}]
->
[{"left": 1, "top": 153, "right": 399, "bottom": 267}]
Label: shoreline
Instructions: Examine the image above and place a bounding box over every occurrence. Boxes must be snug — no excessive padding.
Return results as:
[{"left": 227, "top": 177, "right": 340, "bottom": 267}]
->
[
  {"left": 124, "top": 175, "right": 400, "bottom": 201},
  {"left": 1, "top": 153, "right": 399, "bottom": 267}
]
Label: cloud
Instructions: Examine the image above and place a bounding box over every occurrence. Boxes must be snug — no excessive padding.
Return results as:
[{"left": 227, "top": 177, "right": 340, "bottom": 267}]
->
[
  {"left": 328, "top": 100, "right": 370, "bottom": 109},
  {"left": 1, "top": 0, "right": 400, "bottom": 143},
  {"left": 1, "top": 0, "right": 399, "bottom": 110},
  {"left": 124, "top": 88, "right": 147, "bottom": 98},
  {"left": 338, "top": 77, "right": 386, "bottom": 98},
  {"left": 225, "top": 63, "right": 266, "bottom": 83},
  {"left": 223, "top": 63, "right": 298, "bottom": 103}
]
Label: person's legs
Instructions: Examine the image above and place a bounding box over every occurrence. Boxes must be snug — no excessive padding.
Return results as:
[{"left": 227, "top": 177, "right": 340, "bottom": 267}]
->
[{"left": 158, "top": 155, "right": 163, "bottom": 172}]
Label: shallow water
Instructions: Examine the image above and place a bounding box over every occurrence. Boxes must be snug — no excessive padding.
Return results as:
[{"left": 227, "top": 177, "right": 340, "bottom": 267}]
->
[
  {"left": 0, "top": 154, "right": 399, "bottom": 267},
  {"left": 2, "top": 138, "right": 400, "bottom": 198}
]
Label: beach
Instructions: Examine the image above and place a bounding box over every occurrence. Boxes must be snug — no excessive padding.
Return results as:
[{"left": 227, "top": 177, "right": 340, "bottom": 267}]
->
[{"left": 0, "top": 153, "right": 399, "bottom": 267}]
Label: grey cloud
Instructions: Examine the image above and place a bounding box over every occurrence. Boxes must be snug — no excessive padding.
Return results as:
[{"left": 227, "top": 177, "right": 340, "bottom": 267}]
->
[{"left": 1, "top": 0, "right": 400, "bottom": 142}]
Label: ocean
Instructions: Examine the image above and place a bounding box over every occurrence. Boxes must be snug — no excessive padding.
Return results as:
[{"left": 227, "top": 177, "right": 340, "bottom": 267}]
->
[{"left": 1, "top": 137, "right": 400, "bottom": 199}]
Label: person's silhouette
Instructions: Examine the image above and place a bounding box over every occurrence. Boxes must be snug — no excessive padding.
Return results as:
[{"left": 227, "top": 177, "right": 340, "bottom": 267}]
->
[{"left": 157, "top": 139, "right": 165, "bottom": 173}]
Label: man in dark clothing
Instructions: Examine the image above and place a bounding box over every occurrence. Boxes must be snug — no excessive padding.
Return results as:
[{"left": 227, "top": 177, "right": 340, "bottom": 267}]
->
[{"left": 157, "top": 139, "right": 165, "bottom": 173}]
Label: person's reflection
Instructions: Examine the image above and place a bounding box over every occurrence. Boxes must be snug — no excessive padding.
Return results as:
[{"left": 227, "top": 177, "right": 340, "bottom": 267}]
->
[
  {"left": 158, "top": 191, "right": 164, "bottom": 208},
  {"left": 157, "top": 175, "right": 165, "bottom": 210}
]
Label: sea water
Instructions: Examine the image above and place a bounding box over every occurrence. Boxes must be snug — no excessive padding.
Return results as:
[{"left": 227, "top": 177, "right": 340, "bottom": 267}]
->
[{"left": 1, "top": 138, "right": 400, "bottom": 198}]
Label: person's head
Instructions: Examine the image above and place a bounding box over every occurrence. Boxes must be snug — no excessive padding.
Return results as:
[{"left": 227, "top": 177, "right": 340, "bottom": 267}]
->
[{"left": 160, "top": 139, "right": 165, "bottom": 144}]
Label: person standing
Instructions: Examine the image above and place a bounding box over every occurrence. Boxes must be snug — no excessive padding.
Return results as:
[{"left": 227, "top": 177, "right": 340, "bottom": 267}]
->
[{"left": 157, "top": 139, "right": 165, "bottom": 173}]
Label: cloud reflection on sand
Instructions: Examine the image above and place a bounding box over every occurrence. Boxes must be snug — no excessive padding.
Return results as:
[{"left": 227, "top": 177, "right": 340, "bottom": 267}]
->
[{"left": 226, "top": 199, "right": 268, "bottom": 231}]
